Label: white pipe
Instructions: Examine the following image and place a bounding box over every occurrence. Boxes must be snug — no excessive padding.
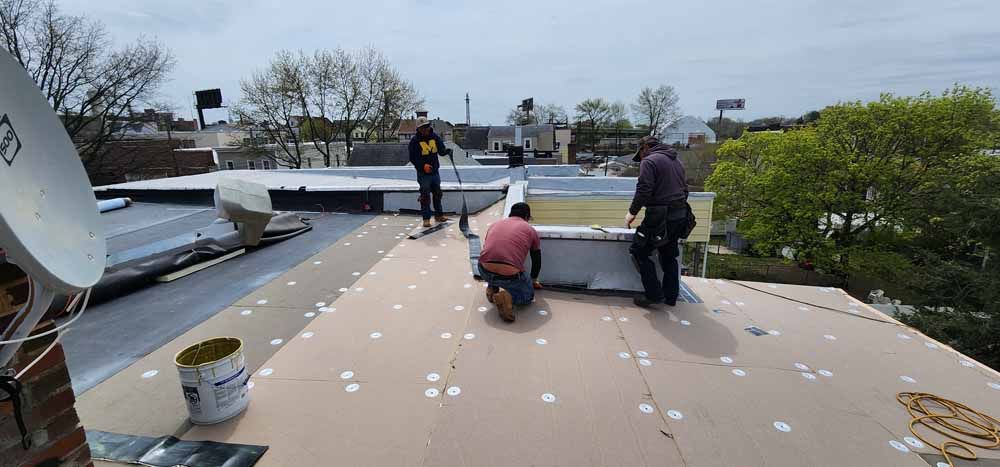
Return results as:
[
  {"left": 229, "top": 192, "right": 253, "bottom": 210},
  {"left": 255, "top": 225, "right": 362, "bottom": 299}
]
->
[{"left": 97, "top": 197, "right": 132, "bottom": 213}]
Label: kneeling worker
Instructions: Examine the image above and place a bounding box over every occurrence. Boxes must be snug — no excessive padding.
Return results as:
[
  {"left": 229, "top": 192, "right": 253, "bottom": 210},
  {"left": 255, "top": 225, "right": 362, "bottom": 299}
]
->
[{"left": 479, "top": 202, "right": 542, "bottom": 322}]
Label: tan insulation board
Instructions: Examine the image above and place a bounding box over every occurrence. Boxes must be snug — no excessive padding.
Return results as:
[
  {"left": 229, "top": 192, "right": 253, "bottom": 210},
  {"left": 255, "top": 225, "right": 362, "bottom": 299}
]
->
[
  {"left": 77, "top": 216, "right": 411, "bottom": 438},
  {"left": 88, "top": 203, "right": 999, "bottom": 466}
]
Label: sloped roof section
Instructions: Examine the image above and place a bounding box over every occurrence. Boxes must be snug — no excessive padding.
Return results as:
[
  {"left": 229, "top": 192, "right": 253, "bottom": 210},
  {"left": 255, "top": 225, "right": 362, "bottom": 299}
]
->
[
  {"left": 348, "top": 143, "right": 410, "bottom": 166},
  {"left": 462, "top": 126, "right": 490, "bottom": 150}
]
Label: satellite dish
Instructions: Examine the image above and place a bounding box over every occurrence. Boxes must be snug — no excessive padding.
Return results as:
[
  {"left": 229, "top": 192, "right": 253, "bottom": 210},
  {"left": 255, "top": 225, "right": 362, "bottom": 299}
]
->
[
  {"left": 0, "top": 49, "right": 105, "bottom": 368},
  {"left": 0, "top": 50, "right": 105, "bottom": 292}
]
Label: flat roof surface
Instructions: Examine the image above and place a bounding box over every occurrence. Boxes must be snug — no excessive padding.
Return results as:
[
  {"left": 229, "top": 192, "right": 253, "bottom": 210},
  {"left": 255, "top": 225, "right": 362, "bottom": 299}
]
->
[
  {"left": 77, "top": 202, "right": 1000, "bottom": 466},
  {"left": 65, "top": 204, "right": 388, "bottom": 393},
  {"left": 94, "top": 170, "right": 505, "bottom": 192}
]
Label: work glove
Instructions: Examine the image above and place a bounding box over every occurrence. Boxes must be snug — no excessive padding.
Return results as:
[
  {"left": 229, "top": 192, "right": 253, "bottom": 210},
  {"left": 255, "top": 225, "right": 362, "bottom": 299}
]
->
[{"left": 423, "top": 164, "right": 433, "bottom": 174}]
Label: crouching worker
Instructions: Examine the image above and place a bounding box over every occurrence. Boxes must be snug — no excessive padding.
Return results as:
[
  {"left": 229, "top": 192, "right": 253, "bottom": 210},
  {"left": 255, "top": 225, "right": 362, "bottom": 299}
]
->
[{"left": 478, "top": 202, "right": 542, "bottom": 323}]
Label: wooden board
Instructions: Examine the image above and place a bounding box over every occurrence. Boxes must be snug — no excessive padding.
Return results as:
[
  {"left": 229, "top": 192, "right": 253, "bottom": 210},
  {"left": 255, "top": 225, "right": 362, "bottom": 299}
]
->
[
  {"left": 528, "top": 197, "right": 714, "bottom": 242},
  {"left": 155, "top": 249, "right": 246, "bottom": 282}
]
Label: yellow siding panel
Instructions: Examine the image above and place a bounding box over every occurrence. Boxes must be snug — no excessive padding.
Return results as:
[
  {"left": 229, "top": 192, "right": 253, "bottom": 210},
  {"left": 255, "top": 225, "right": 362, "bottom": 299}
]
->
[{"left": 528, "top": 197, "right": 714, "bottom": 243}]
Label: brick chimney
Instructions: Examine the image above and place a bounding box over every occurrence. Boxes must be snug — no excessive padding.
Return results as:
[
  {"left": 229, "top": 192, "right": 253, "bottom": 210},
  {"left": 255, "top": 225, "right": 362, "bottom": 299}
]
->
[
  {"left": 415, "top": 110, "right": 428, "bottom": 119},
  {"left": 1, "top": 264, "right": 93, "bottom": 466}
]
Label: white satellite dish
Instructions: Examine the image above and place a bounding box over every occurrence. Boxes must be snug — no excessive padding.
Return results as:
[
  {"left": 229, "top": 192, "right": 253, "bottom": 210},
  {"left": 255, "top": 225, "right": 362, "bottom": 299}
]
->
[{"left": 0, "top": 49, "right": 105, "bottom": 368}]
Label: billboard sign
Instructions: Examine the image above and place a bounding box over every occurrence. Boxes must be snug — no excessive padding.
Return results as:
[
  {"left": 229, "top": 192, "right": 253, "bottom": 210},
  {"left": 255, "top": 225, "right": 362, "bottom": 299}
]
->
[{"left": 716, "top": 99, "right": 745, "bottom": 110}]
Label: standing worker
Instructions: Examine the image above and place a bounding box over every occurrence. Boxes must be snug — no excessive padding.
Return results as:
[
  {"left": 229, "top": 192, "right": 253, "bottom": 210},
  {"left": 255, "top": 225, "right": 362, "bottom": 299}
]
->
[
  {"left": 409, "top": 116, "right": 452, "bottom": 228},
  {"left": 625, "top": 135, "right": 689, "bottom": 308},
  {"left": 479, "top": 202, "right": 542, "bottom": 323}
]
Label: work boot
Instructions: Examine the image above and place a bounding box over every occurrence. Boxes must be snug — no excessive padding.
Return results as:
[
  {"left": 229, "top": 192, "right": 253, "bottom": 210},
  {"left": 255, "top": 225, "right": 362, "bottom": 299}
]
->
[
  {"left": 435, "top": 215, "right": 449, "bottom": 223},
  {"left": 422, "top": 219, "right": 431, "bottom": 228},
  {"left": 494, "top": 289, "right": 515, "bottom": 322},
  {"left": 633, "top": 296, "right": 657, "bottom": 308},
  {"left": 486, "top": 287, "right": 498, "bottom": 303}
]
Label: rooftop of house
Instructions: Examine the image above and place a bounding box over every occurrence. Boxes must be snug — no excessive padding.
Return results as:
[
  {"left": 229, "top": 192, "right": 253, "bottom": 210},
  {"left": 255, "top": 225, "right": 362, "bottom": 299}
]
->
[
  {"left": 488, "top": 124, "right": 555, "bottom": 139},
  {"left": 398, "top": 118, "right": 453, "bottom": 136},
  {"left": 65, "top": 167, "right": 1000, "bottom": 467},
  {"left": 461, "top": 126, "right": 491, "bottom": 150}
]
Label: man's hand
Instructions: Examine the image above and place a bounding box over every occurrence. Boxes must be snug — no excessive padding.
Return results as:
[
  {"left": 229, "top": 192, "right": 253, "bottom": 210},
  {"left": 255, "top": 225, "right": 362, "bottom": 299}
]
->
[
  {"left": 532, "top": 280, "right": 543, "bottom": 290},
  {"left": 625, "top": 212, "right": 636, "bottom": 228},
  {"left": 423, "top": 163, "right": 432, "bottom": 174}
]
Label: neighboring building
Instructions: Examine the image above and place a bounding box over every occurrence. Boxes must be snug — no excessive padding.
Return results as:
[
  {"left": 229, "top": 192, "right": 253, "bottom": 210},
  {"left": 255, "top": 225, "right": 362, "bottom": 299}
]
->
[
  {"left": 555, "top": 127, "right": 572, "bottom": 163},
  {"left": 487, "top": 124, "right": 557, "bottom": 156},
  {"left": 458, "top": 126, "right": 490, "bottom": 151},
  {"left": 397, "top": 111, "right": 454, "bottom": 142},
  {"left": 87, "top": 139, "right": 216, "bottom": 185},
  {"left": 660, "top": 116, "right": 717, "bottom": 146},
  {"left": 216, "top": 143, "right": 342, "bottom": 170},
  {"left": 189, "top": 123, "right": 252, "bottom": 148}
]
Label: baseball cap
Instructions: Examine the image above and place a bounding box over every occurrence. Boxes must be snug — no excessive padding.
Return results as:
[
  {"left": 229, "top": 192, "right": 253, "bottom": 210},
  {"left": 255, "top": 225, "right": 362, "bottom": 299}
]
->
[{"left": 631, "top": 135, "right": 660, "bottom": 162}]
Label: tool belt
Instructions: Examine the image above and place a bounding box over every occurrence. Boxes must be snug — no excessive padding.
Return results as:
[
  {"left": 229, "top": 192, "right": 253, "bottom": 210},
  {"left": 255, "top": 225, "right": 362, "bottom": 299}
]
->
[{"left": 636, "top": 200, "right": 696, "bottom": 247}]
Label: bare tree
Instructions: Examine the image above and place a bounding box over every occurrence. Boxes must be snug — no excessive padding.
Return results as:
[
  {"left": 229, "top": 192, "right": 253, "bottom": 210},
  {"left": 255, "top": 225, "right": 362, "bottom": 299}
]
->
[
  {"left": 505, "top": 107, "right": 536, "bottom": 125},
  {"left": 364, "top": 62, "right": 423, "bottom": 143},
  {"left": 505, "top": 103, "right": 568, "bottom": 125},
  {"left": 536, "top": 103, "right": 568, "bottom": 124},
  {"left": 315, "top": 47, "right": 380, "bottom": 165},
  {"left": 0, "top": 0, "right": 174, "bottom": 176},
  {"left": 233, "top": 52, "right": 310, "bottom": 169},
  {"left": 608, "top": 101, "right": 632, "bottom": 128},
  {"left": 575, "top": 98, "right": 612, "bottom": 151},
  {"left": 632, "top": 85, "right": 680, "bottom": 132},
  {"left": 143, "top": 100, "right": 182, "bottom": 176}
]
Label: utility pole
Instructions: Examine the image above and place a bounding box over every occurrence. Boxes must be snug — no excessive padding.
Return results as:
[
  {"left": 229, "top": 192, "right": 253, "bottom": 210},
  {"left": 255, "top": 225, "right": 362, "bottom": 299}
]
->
[{"left": 465, "top": 93, "right": 471, "bottom": 126}]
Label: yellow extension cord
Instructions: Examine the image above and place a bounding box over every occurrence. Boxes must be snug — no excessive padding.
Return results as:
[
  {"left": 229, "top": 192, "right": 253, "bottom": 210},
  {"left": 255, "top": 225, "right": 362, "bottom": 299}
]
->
[{"left": 897, "top": 392, "right": 1000, "bottom": 466}]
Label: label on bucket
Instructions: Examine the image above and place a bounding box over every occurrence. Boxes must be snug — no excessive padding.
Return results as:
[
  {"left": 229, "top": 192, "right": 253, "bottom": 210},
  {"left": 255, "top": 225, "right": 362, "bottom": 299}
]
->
[
  {"left": 212, "top": 367, "right": 247, "bottom": 411},
  {"left": 183, "top": 386, "right": 202, "bottom": 414}
]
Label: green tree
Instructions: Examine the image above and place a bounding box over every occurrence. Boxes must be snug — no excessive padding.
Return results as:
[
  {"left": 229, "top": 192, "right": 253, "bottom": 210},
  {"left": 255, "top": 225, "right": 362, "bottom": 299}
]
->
[
  {"left": 706, "top": 86, "right": 1000, "bottom": 369},
  {"left": 708, "top": 86, "right": 998, "bottom": 271},
  {"left": 706, "top": 117, "right": 746, "bottom": 140}
]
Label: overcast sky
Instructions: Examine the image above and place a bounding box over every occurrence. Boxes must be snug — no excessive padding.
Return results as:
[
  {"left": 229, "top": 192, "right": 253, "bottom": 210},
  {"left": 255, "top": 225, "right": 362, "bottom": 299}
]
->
[{"left": 60, "top": 0, "right": 1000, "bottom": 125}]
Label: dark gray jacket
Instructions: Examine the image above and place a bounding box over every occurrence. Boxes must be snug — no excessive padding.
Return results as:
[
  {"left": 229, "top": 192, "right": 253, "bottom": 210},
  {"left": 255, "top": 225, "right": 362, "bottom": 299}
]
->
[{"left": 629, "top": 144, "right": 688, "bottom": 216}]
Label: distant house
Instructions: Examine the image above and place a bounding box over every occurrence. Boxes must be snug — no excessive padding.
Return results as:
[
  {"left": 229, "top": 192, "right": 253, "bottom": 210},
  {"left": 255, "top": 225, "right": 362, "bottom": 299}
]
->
[
  {"left": 397, "top": 111, "right": 453, "bottom": 142},
  {"left": 487, "top": 124, "right": 557, "bottom": 156},
  {"left": 88, "top": 139, "right": 216, "bottom": 185},
  {"left": 189, "top": 124, "right": 252, "bottom": 148},
  {"left": 660, "top": 116, "right": 717, "bottom": 146},
  {"left": 215, "top": 143, "right": 343, "bottom": 170}
]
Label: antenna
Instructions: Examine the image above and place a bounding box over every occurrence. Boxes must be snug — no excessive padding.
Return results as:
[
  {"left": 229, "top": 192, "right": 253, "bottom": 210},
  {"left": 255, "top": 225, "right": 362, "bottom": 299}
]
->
[
  {"left": 465, "top": 93, "right": 471, "bottom": 126},
  {"left": 0, "top": 50, "right": 105, "bottom": 368}
]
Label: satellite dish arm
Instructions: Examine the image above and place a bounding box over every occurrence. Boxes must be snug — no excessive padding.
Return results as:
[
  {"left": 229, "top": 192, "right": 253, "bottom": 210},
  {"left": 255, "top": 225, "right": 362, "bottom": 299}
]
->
[{"left": 0, "top": 282, "right": 56, "bottom": 368}]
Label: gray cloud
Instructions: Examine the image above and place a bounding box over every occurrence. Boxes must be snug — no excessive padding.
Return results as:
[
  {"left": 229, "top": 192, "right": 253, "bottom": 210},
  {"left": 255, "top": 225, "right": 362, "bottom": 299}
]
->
[{"left": 58, "top": 0, "right": 1000, "bottom": 124}]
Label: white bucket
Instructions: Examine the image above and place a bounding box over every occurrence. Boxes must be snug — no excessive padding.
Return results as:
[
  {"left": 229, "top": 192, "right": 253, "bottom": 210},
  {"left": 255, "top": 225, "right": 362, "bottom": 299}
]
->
[{"left": 174, "top": 337, "right": 250, "bottom": 425}]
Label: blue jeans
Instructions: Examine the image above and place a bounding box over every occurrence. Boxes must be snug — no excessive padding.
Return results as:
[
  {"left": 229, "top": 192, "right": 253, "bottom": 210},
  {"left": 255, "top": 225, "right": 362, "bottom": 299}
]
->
[
  {"left": 479, "top": 267, "right": 534, "bottom": 305},
  {"left": 417, "top": 172, "right": 443, "bottom": 220}
]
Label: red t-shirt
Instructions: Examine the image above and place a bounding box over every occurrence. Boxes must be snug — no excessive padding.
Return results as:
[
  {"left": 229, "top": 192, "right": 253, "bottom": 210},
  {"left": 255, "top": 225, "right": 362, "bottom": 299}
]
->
[{"left": 480, "top": 217, "right": 540, "bottom": 272}]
